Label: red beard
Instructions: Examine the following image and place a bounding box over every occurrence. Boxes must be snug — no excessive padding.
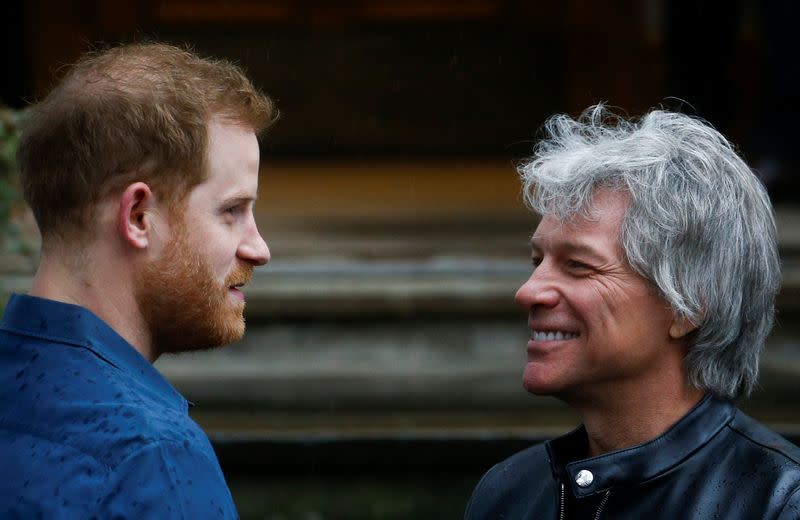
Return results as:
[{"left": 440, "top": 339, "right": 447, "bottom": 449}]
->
[{"left": 134, "top": 226, "right": 253, "bottom": 356}]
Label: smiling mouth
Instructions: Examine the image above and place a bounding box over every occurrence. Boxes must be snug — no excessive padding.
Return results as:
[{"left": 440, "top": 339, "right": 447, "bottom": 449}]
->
[{"left": 531, "top": 330, "right": 579, "bottom": 342}]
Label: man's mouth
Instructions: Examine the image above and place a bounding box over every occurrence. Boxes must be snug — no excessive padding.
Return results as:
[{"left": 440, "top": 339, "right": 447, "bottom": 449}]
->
[
  {"left": 531, "top": 330, "right": 579, "bottom": 342},
  {"left": 228, "top": 283, "right": 246, "bottom": 303},
  {"left": 226, "top": 263, "right": 254, "bottom": 299}
]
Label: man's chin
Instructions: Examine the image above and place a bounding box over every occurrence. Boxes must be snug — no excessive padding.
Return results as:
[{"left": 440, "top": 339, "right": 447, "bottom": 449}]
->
[
  {"left": 522, "top": 365, "right": 562, "bottom": 396},
  {"left": 198, "top": 312, "right": 246, "bottom": 350},
  {"left": 224, "top": 316, "right": 246, "bottom": 345},
  {"left": 150, "top": 304, "right": 246, "bottom": 355},
  {"left": 523, "top": 380, "right": 555, "bottom": 396}
]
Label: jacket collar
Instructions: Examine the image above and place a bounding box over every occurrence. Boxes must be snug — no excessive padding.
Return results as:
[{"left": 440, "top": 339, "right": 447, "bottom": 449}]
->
[
  {"left": 547, "top": 393, "right": 735, "bottom": 497},
  {"left": 1, "top": 293, "right": 187, "bottom": 410}
]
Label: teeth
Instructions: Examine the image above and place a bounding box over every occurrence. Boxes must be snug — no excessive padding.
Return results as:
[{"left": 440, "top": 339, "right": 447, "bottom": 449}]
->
[{"left": 533, "top": 331, "right": 578, "bottom": 341}]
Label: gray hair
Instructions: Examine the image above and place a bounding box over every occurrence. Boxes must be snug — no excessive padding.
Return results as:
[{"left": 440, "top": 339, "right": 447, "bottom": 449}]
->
[{"left": 519, "top": 105, "right": 780, "bottom": 398}]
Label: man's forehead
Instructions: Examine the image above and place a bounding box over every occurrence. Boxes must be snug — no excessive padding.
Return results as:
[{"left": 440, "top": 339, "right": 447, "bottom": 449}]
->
[
  {"left": 536, "top": 191, "right": 627, "bottom": 232},
  {"left": 530, "top": 212, "right": 625, "bottom": 258},
  {"left": 530, "top": 220, "right": 564, "bottom": 247},
  {"left": 530, "top": 213, "right": 588, "bottom": 244},
  {"left": 530, "top": 229, "right": 594, "bottom": 251}
]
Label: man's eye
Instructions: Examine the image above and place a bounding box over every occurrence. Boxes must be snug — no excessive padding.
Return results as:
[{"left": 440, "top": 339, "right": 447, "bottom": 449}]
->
[
  {"left": 531, "top": 257, "right": 543, "bottom": 267},
  {"left": 221, "top": 206, "right": 246, "bottom": 223},
  {"left": 567, "top": 259, "right": 591, "bottom": 270}
]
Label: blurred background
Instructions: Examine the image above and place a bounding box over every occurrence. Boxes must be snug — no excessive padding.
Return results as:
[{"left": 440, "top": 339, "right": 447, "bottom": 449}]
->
[{"left": 2, "top": 1, "right": 799, "bottom": 518}]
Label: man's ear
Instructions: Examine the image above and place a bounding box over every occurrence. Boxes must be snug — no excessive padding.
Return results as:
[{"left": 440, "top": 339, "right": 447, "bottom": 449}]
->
[
  {"left": 669, "top": 314, "right": 698, "bottom": 340},
  {"left": 118, "top": 182, "right": 158, "bottom": 249}
]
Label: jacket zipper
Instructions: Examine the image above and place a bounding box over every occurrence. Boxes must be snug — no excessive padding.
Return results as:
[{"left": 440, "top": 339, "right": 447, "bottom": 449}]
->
[
  {"left": 559, "top": 482, "right": 565, "bottom": 520},
  {"left": 594, "top": 490, "right": 611, "bottom": 520}
]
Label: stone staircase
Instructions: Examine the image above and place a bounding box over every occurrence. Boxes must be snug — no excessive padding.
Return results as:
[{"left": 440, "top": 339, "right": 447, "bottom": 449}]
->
[{"left": 3, "top": 206, "right": 800, "bottom": 444}]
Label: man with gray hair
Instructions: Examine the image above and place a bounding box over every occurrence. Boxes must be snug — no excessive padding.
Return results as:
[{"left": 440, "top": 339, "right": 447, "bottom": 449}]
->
[{"left": 465, "top": 105, "right": 800, "bottom": 519}]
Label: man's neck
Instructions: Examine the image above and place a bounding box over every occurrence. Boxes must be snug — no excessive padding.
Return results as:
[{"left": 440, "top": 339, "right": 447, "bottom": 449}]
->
[
  {"left": 30, "top": 249, "right": 157, "bottom": 362},
  {"left": 570, "top": 379, "right": 705, "bottom": 458}
]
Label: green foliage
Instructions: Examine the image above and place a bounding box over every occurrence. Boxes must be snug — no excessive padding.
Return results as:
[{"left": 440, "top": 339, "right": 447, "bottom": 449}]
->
[
  {"left": 1, "top": 106, "right": 32, "bottom": 312},
  {"left": 0, "top": 106, "right": 30, "bottom": 256}
]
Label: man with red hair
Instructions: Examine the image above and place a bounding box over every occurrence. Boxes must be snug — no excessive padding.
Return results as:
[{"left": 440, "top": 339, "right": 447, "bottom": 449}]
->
[{"left": 1, "top": 42, "right": 275, "bottom": 517}]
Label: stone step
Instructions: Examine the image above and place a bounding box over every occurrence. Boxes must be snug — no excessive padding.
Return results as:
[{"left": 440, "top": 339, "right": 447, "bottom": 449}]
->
[{"left": 152, "top": 310, "right": 800, "bottom": 411}]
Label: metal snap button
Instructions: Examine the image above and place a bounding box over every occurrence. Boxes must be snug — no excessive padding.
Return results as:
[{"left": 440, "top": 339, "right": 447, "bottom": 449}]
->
[{"left": 575, "top": 469, "right": 594, "bottom": 487}]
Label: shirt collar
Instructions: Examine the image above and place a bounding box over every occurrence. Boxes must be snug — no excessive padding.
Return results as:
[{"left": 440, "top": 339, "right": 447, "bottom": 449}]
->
[
  {"left": 1, "top": 293, "right": 187, "bottom": 410},
  {"left": 547, "top": 393, "right": 735, "bottom": 497}
]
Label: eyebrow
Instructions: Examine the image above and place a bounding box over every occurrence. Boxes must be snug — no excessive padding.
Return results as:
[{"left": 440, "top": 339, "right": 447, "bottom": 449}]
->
[
  {"left": 530, "top": 237, "right": 608, "bottom": 263},
  {"left": 220, "top": 194, "right": 257, "bottom": 206}
]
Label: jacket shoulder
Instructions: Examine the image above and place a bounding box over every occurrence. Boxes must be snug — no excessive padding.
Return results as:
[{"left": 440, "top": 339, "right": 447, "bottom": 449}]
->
[
  {"left": 728, "top": 410, "right": 800, "bottom": 466},
  {"left": 464, "top": 442, "right": 552, "bottom": 520}
]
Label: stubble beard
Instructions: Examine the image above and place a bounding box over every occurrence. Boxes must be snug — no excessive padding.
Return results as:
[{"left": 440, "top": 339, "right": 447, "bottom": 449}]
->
[{"left": 135, "top": 226, "right": 253, "bottom": 356}]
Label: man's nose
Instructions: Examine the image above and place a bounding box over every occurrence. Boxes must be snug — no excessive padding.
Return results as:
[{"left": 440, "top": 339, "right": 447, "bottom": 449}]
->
[
  {"left": 515, "top": 263, "right": 559, "bottom": 310},
  {"left": 238, "top": 217, "right": 270, "bottom": 266}
]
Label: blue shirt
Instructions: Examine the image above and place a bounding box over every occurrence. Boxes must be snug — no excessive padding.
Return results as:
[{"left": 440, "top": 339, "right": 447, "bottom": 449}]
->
[{"left": 0, "top": 294, "right": 238, "bottom": 519}]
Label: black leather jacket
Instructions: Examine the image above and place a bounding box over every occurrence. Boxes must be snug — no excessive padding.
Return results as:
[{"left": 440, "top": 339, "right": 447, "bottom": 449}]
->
[{"left": 465, "top": 395, "right": 800, "bottom": 519}]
